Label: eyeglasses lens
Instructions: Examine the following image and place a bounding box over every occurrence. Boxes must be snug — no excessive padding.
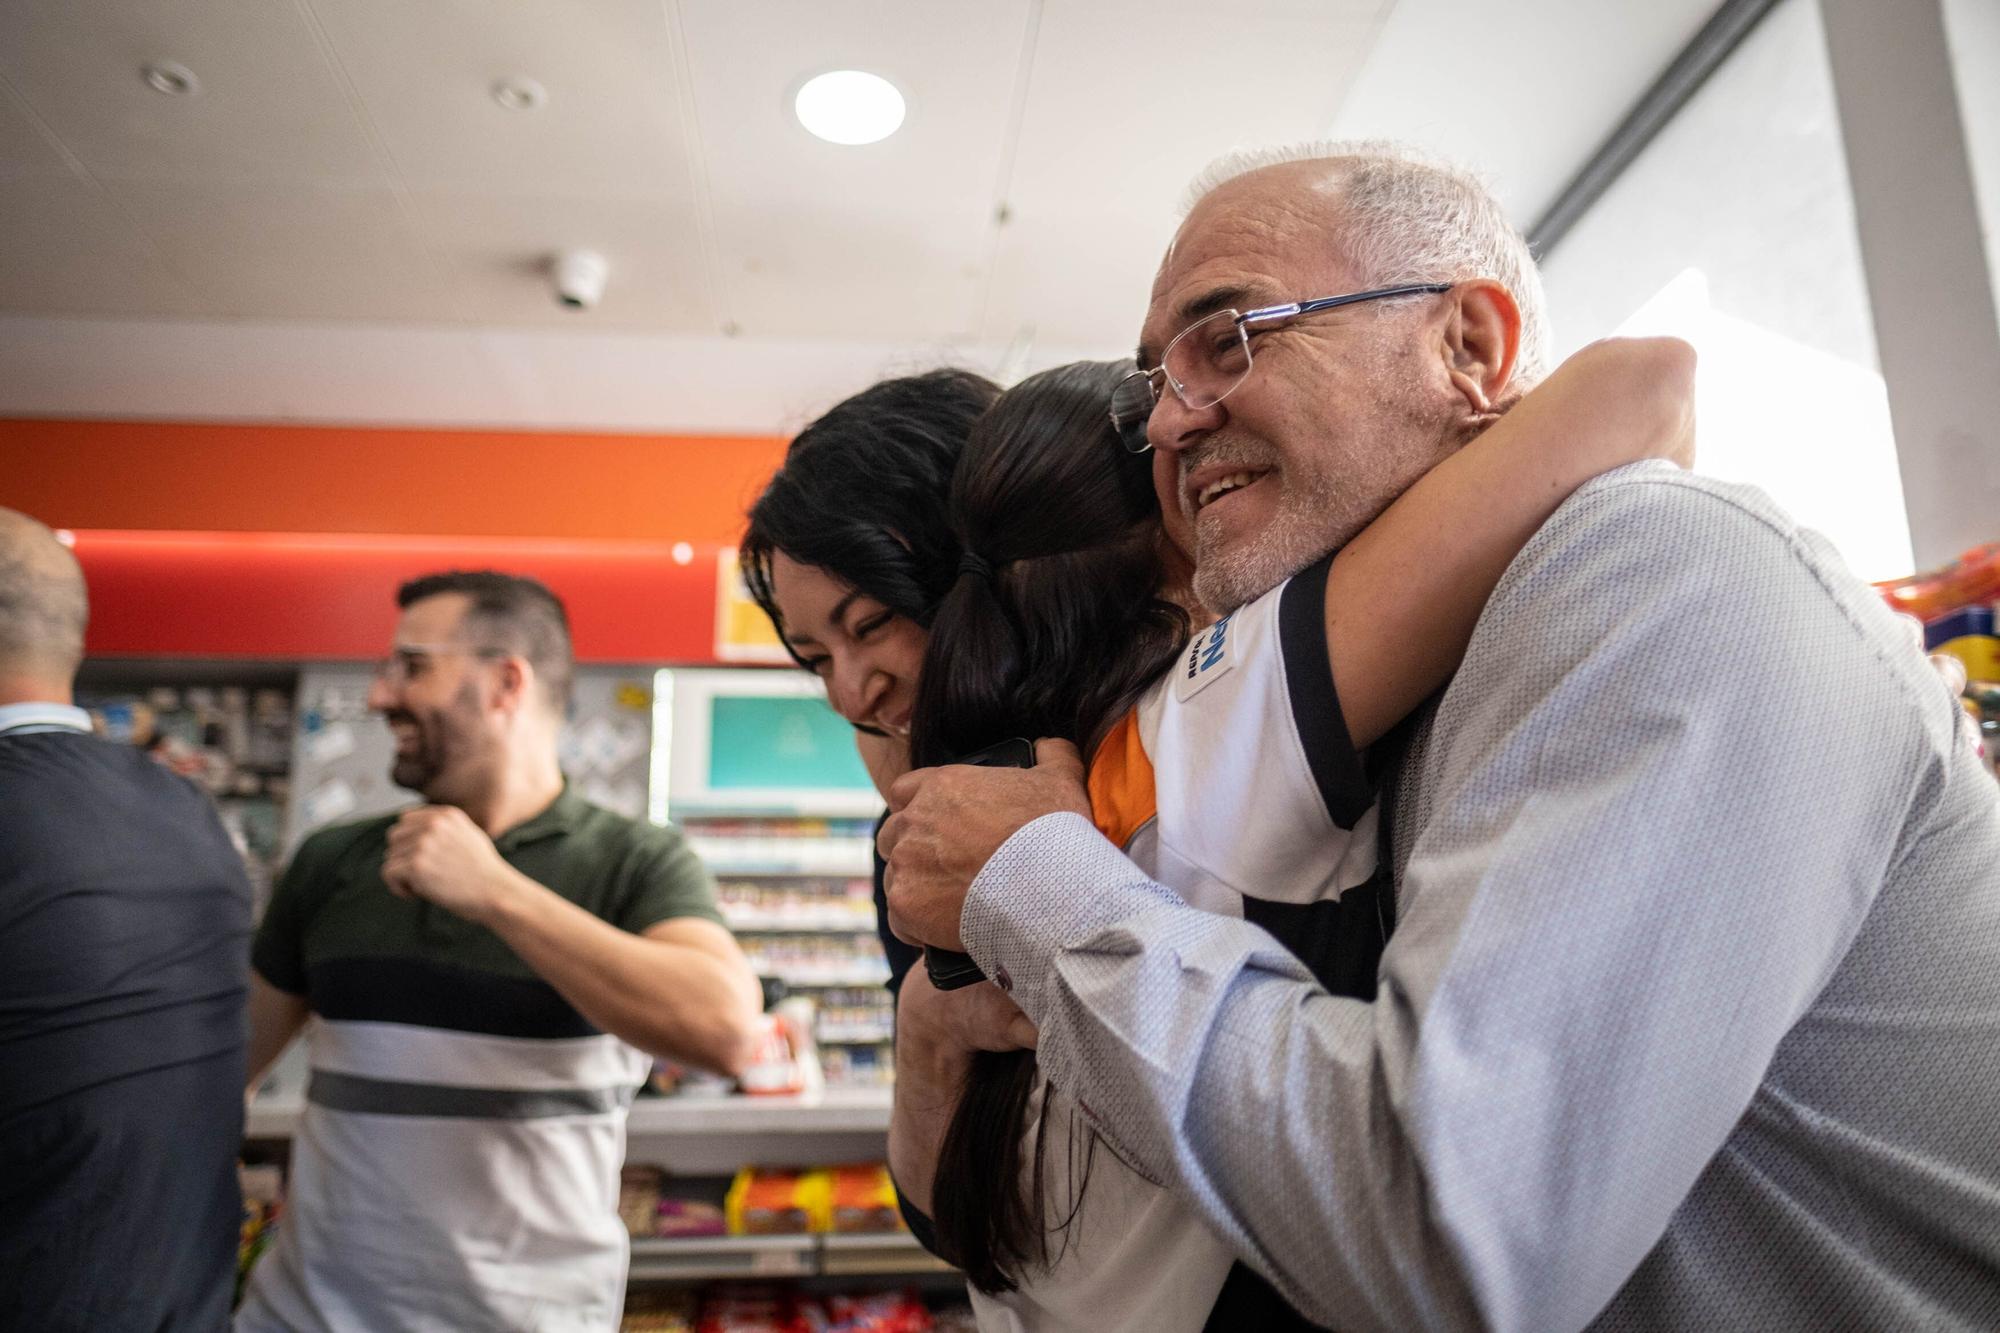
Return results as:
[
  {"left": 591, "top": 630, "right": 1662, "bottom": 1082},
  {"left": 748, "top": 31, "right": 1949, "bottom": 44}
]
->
[
  {"left": 1165, "top": 308, "right": 1252, "bottom": 411},
  {"left": 1109, "top": 374, "right": 1158, "bottom": 453}
]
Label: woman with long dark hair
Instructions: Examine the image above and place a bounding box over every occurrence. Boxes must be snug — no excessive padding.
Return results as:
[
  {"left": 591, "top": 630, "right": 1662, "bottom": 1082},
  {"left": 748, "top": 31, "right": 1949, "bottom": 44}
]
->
[
  {"left": 741, "top": 368, "right": 1002, "bottom": 990},
  {"left": 744, "top": 341, "right": 1694, "bottom": 1328}
]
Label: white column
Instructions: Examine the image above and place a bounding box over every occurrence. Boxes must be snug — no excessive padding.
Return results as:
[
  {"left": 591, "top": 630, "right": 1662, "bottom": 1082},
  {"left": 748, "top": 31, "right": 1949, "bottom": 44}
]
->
[{"left": 1820, "top": 0, "right": 2000, "bottom": 569}]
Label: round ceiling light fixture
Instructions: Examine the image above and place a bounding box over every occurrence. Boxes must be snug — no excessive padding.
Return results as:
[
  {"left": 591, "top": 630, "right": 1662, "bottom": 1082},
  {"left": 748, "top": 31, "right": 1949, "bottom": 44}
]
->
[
  {"left": 793, "top": 70, "right": 905, "bottom": 146},
  {"left": 141, "top": 61, "right": 199, "bottom": 97}
]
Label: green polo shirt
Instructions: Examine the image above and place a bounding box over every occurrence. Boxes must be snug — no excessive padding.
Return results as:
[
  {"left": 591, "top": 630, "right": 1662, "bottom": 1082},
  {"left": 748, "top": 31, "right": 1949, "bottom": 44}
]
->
[
  {"left": 253, "top": 784, "right": 722, "bottom": 1034},
  {"left": 239, "top": 784, "right": 724, "bottom": 1330}
]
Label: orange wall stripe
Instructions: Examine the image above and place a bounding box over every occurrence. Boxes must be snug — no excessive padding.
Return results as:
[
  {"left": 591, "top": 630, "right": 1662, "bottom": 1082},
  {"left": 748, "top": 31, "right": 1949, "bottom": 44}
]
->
[{"left": 0, "top": 418, "right": 789, "bottom": 544}]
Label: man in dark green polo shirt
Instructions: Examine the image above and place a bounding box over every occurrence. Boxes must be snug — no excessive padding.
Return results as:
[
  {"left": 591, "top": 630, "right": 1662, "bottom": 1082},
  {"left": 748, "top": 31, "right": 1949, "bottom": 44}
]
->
[{"left": 239, "top": 570, "right": 761, "bottom": 1333}]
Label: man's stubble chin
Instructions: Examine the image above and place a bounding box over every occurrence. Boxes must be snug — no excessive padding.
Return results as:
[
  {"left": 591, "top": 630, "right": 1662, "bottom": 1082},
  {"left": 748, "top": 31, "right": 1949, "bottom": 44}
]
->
[
  {"left": 1192, "top": 363, "right": 1460, "bottom": 612},
  {"left": 1189, "top": 476, "right": 1350, "bottom": 613}
]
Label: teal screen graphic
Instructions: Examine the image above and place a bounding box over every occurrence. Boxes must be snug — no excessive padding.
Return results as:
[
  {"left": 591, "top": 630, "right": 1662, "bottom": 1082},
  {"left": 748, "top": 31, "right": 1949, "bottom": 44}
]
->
[{"left": 707, "top": 695, "right": 873, "bottom": 791}]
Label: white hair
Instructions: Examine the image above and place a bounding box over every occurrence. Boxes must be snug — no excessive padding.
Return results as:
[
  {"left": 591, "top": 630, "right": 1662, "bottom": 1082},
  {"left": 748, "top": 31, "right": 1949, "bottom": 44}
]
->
[{"left": 1186, "top": 140, "right": 1551, "bottom": 387}]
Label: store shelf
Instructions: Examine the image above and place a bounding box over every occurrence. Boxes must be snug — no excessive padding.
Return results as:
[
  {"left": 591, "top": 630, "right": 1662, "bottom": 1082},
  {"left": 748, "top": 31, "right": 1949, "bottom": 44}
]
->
[
  {"left": 815, "top": 1026, "right": 895, "bottom": 1045},
  {"left": 629, "top": 1088, "right": 890, "bottom": 1135},
  {"left": 691, "top": 836, "right": 874, "bottom": 878},
  {"left": 722, "top": 912, "right": 881, "bottom": 934},
  {"left": 820, "top": 1232, "right": 956, "bottom": 1277},
  {"left": 245, "top": 1087, "right": 893, "bottom": 1141},
  {"left": 627, "top": 1234, "right": 815, "bottom": 1281},
  {"left": 758, "top": 966, "right": 893, "bottom": 988},
  {"left": 245, "top": 1097, "right": 306, "bottom": 1139},
  {"left": 625, "top": 1233, "right": 950, "bottom": 1283}
]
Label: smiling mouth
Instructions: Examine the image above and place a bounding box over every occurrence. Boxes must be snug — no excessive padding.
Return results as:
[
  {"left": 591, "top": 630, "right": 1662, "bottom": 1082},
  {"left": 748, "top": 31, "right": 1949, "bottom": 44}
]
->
[{"left": 1195, "top": 469, "right": 1268, "bottom": 513}]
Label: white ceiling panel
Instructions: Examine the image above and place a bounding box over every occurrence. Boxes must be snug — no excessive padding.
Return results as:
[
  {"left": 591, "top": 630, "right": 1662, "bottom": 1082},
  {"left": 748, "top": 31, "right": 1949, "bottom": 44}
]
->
[
  {"left": 0, "top": 79, "right": 77, "bottom": 180},
  {"left": 0, "top": 315, "right": 491, "bottom": 423},
  {"left": 104, "top": 180, "right": 451, "bottom": 321},
  {"left": 0, "top": 314, "right": 1114, "bottom": 433},
  {"left": 0, "top": 174, "right": 206, "bottom": 318},
  {"left": 405, "top": 189, "right": 713, "bottom": 330},
  {"left": 979, "top": 0, "right": 1393, "bottom": 353},
  {"left": 0, "top": 1, "right": 1724, "bottom": 427},
  {"left": 306, "top": 0, "right": 697, "bottom": 198},
  {"left": 0, "top": 0, "right": 388, "bottom": 186},
  {"left": 678, "top": 0, "right": 1033, "bottom": 340}
]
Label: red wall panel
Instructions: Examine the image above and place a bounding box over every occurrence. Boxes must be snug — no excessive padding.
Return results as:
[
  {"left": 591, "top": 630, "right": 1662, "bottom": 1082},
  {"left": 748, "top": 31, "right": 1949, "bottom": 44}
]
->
[{"left": 72, "top": 530, "right": 726, "bottom": 663}]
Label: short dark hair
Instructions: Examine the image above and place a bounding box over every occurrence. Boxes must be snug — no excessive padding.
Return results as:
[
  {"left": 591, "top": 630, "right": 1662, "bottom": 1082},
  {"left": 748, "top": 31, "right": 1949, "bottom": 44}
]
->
[
  {"left": 396, "top": 570, "right": 573, "bottom": 712},
  {"left": 740, "top": 367, "right": 1002, "bottom": 663}
]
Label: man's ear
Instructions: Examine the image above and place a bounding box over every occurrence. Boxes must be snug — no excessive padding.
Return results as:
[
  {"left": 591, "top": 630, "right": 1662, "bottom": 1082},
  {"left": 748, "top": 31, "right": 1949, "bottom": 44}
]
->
[
  {"left": 1440, "top": 279, "right": 1522, "bottom": 413},
  {"left": 491, "top": 655, "right": 532, "bottom": 718}
]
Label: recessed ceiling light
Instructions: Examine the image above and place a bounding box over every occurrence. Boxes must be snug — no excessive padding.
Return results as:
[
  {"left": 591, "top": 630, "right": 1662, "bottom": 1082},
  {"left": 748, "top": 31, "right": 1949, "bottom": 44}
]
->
[
  {"left": 141, "top": 61, "right": 198, "bottom": 97},
  {"left": 491, "top": 77, "right": 546, "bottom": 112},
  {"left": 794, "top": 70, "right": 905, "bottom": 146}
]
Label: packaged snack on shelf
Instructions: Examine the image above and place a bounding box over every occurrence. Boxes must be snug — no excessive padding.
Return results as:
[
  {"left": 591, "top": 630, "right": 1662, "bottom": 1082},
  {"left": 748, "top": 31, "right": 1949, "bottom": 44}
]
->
[
  {"left": 694, "top": 1284, "right": 796, "bottom": 1333},
  {"left": 693, "top": 1285, "right": 931, "bottom": 1333},
  {"left": 621, "top": 1286, "right": 697, "bottom": 1332},
  {"left": 655, "top": 1194, "right": 729, "bottom": 1238},
  {"left": 817, "top": 1287, "right": 933, "bottom": 1332},
  {"left": 1925, "top": 603, "right": 2000, "bottom": 681},
  {"left": 621, "top": 1165, "right": 664, "bottom": 1238},
  {"left": 826, "top": 1163, "right": 904, "bottom": 1234},
  {"left": 818, "top": 1041, "right": 894, "bottom": 1089},
  {"left": 724, "top": 1167, "right": 831, "bottom": 1235}
]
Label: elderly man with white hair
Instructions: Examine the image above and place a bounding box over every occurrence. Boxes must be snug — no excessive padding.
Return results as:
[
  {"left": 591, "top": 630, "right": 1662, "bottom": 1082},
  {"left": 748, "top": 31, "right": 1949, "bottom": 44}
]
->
[{"left": 880, "top": 144, "right": 2000, "bottom": 1331}]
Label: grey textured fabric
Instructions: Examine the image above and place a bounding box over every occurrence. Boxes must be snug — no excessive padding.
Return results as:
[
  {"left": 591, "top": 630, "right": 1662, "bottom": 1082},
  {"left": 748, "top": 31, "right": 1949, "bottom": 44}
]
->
[{"left": 961, "top": 462, "right": 2000, "bottom": 1332}]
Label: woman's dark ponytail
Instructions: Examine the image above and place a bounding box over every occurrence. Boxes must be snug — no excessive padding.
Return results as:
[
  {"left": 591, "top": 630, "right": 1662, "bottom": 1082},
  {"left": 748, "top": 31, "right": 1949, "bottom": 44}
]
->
[{"left": 910, "top": 361, "right": 1189, "bottom": 1292}]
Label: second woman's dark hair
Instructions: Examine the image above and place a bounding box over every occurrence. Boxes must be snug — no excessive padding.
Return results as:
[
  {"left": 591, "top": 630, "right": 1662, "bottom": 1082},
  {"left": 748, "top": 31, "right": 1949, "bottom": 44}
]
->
[{"left": 909, "top": 361, "right": 1189, "bottom": 1292}]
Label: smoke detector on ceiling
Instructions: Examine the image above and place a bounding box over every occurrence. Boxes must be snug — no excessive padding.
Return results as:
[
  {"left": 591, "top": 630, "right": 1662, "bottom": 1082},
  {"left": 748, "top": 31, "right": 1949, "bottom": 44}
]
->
[
  {"left": 491, "top": 77, "right": 547, "bottom": 112},
  {"left": 141, "top": 61, "right": 199, "bottom": 97},
  {"left": 550, "top": 249, "right": 608, "bottom": 311}
]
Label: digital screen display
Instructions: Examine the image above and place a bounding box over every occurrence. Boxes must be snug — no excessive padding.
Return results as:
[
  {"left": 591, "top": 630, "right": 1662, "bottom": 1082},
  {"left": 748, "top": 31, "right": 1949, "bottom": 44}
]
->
[{"left": 706, "top": 694, "right": 873, "bottom": 791}]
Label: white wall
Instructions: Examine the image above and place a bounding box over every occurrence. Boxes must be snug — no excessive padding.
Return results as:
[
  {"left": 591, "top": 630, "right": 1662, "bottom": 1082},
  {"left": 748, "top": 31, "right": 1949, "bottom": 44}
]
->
[
  {"left": 1945, "top": 0, "right": 2000, "bottom": 336},
  {"left": 1538, "top": 0, "right": 1914, "bottom": 581}
]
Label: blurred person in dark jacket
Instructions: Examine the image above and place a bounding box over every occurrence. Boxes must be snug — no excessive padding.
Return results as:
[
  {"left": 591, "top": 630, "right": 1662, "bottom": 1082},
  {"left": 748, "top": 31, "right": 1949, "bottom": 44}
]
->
[{"left": 0, "top": 506, "right": 253, "bottom": 1331}]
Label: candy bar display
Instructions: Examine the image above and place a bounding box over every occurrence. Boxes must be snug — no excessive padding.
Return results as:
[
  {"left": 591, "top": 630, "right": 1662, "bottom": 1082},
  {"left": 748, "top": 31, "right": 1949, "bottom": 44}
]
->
[
  {"left": 720, "top": 1164, "right": 907, "bottom": 1237},
  {"left": 621, "top": 1168, "right": 729, "bottom": 1240},
  {"left": 683, "top": 1284, "right": 932, "bottom": 1333},
  {"left": 620, "top": 1288, "right": 698, "bottom": 1332}
]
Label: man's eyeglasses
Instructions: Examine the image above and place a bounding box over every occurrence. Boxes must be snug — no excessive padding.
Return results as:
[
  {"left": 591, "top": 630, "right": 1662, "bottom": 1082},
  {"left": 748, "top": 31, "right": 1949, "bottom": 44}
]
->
[
  {"left": 373, "top": 643, "right": 506, "bottom": 687},
  {"left": 1109, "top": 283, "right": 1454, "bottom": 453}
]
